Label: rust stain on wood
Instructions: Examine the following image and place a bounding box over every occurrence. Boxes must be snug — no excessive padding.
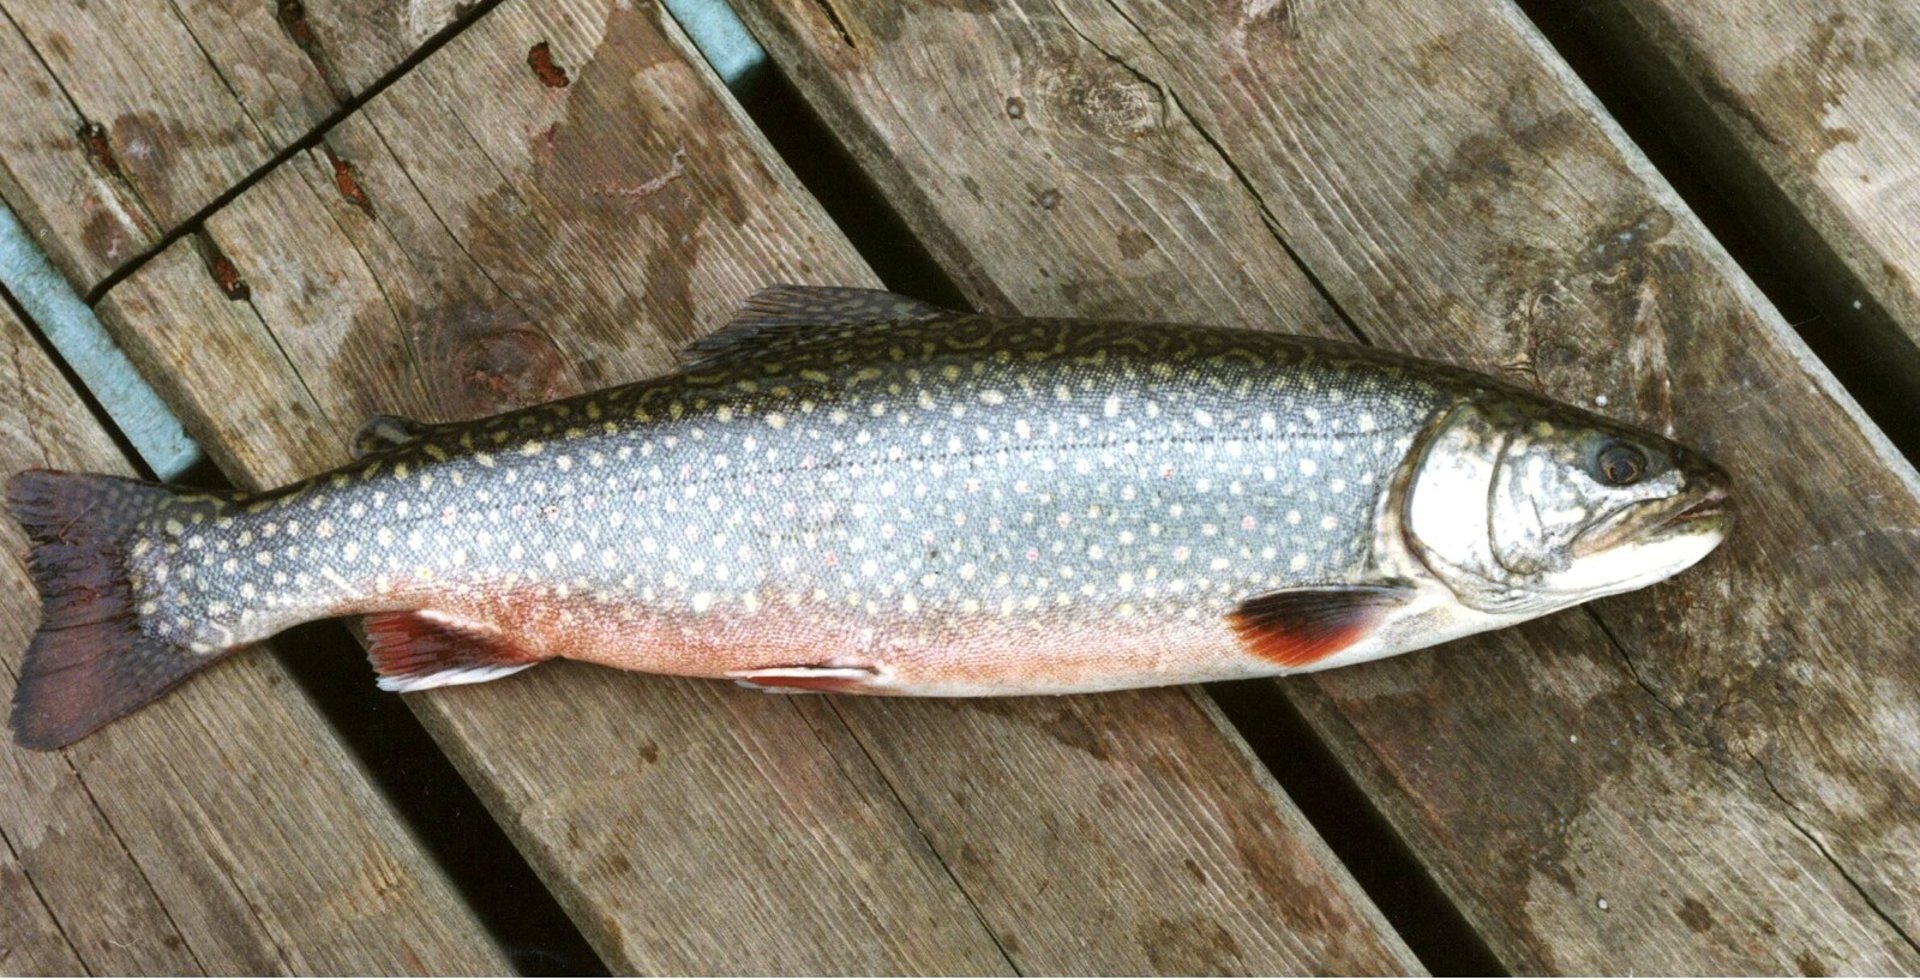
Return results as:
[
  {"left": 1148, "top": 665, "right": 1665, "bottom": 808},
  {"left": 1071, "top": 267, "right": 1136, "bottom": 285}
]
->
[
  {"left": 276, "top": 0, "right": 347, "bottom": 99},
  {"left": 194, "top": 231, "right": 251, "bottom": 301},
  {"left": 324, "top": 148, "right": 376, "bottom": 216},
  {"left": 77, "top": 121, "right": 124, "bottom": 179},
  {"left": 527, "top": 41, "right": 570, "bottom": 87}
]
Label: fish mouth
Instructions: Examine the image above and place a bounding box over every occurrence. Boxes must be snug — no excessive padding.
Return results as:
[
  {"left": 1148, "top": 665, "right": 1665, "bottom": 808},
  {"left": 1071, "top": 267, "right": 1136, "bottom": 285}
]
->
[
  {"left": 1572, "top": 484, "right": 1731, "bottom": 558},
  {"left": 1656, "top": 485, "right": 1732, "bottom": 531}
]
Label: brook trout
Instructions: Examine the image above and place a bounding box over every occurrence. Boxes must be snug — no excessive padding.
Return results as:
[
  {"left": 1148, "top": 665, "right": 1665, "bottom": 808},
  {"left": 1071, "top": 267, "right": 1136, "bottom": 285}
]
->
[{"left": 9, "top": 286, "right": 1731, "bottom": 748}]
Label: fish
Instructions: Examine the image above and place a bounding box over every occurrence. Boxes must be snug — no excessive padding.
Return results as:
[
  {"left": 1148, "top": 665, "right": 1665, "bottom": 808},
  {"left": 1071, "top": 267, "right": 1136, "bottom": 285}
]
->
[{"left": 7, "top": 286, "right": 1732, "bottom": 749}]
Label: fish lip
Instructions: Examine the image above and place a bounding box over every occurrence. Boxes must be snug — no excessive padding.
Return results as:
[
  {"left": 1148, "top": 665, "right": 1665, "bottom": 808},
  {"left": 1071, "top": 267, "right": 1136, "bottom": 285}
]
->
[
  {"left": 1572, "top": 484, "right": 1730, "bottom": 558},
  {"left": 1657, "top": 485, "right": 1732, "bottom": 531}
]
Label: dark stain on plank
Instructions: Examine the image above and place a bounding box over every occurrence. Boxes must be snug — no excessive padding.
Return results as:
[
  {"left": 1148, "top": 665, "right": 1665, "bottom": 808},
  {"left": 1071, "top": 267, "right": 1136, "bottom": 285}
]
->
[
  {"left": 81, "top": 201, "right": 140, "bottom": 267},
  {"left": 968, "top": 697, "right": 1112, "bottom": 762},
  {"left": 1138, "top": 915, "right": 1246, "bottom": 973},
  {"left": 414, "top": 297, "right": 575, "bottom": 419},
  {"left": 1677, "top": 897, "right": 1715, "bottom": 933},
  {"left": 75, "top": 121, "right": 156, "bottom": 266},
  {"left": 1748, "top": 13, "right": 1859, "bottom": 166},
  {"left": 480, "top": 4, "right": 753, "bottom": 361},
  {"left": 107, "top": 112, "right": 184, "bottom": 221},
  {"left": 527, "top": 41, "right": 570, "bottom": 87}
]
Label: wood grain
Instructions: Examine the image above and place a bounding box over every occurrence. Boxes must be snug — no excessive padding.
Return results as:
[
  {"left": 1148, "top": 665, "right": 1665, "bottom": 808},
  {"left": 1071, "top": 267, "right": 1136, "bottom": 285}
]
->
[
  {"left": 0, "top": 0, "right": 475, "bottom": 294},
  {"left": 92, "top": 0, "right": 1416, "bottom": 972},
  {"left": 0, "top": 300, "right": 508, "bottom": 972},
  {"left": 1569, "top": 0, "right": 1920, "bottom": 364},
  {"left": 731, "top": 0, "right": 1920, "bottom": 971}
]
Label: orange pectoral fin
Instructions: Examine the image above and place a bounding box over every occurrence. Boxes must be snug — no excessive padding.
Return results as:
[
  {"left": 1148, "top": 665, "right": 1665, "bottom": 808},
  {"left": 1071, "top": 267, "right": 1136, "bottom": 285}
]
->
[
  {"left": 727, "top": 664, "right": 884, "bottom": 694},
  {"left": 1228, "top": 584, "right": 1413, "bottom": 669},
  {"left": 363, "top": 610, "right": 550, "bottom": 692}
]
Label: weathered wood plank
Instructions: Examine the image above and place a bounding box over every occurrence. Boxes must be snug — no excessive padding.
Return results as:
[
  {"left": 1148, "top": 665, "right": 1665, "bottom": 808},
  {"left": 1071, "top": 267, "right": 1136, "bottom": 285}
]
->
[
  {"left": 93, "top": 0, "right": 1416, "bottom": 972},
  {"left": 0, "top": 303, "right": 509, "bottom": 972},
  {"left": 0, "top": 844, "right": 90, "bottom": 975},
  {"left": 1567, "top": 0, "right": 1920, "bottom": 368},
  {"left": 731, "top": 0, "right": 1920, "bottom": 972},
  {"left": 0, "top": 0, "right": 474, "bottom": 294}
]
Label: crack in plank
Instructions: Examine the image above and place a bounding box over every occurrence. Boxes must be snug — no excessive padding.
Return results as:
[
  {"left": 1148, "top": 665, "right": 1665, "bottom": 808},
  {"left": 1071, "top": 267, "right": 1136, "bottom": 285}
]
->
[
  {"left": 1752, "top": 754, "right": 1920, "bottom": 958},
  {"left": 1045, "top": 0, "right": 1374, "bottom": 348},
  {"left": 807, "top": 0, "right": 857, "bottom": 49},
  {"left": 1584, "top": 604, "right": 1920, "bottom": 960},
  {"left": 804, "top": 701, "right": 1022, "bottom": 974}
]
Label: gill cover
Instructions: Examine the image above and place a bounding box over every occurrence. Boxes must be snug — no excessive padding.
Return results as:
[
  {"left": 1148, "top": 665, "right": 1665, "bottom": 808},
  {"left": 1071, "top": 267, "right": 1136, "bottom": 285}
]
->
[{"left": 1402, "top": 402, "right": 1532, "bottom": 613}]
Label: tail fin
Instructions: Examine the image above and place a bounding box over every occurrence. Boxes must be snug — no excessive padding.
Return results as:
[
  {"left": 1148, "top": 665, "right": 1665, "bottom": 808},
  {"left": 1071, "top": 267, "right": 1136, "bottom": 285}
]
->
[{"left": 8, "top": 470, "right": 229, "bottom": 750}]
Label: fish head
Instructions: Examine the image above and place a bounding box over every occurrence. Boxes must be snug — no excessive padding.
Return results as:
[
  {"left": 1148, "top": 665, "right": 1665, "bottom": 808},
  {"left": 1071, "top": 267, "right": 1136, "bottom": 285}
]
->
[{"left": 1402, "top": 398, "right": 1731, "bottom": 615}]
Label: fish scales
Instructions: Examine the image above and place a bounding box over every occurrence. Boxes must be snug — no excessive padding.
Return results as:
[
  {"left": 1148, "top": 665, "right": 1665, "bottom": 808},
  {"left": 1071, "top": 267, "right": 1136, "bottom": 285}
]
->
[
  {"left": 8, "top": 286, "right": 1731, "bottom": 747},
  {"left": 132, "top": 318, "right": 1438, "bottom": 687}
]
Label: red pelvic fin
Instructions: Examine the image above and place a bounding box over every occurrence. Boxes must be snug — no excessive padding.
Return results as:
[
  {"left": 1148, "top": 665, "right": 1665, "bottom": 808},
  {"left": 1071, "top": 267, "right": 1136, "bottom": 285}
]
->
[
  {"left": 8, "top": 470, "right": 236, "bottom": 750},
  {"left": 726, "top": 664, "right": 883, "bottom": 694},
  {"left": 1227, "top": 584, "right": 1413, "bottom": 669},
  {"left": 362, "top": 611, "right": 548, "bottom": 692}
]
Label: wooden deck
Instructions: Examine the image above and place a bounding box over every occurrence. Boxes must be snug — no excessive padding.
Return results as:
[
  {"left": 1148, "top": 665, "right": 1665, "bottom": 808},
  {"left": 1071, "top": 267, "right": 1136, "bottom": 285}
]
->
[{"left": 2, "top": 0, "right": 1917, "bottom": 974}]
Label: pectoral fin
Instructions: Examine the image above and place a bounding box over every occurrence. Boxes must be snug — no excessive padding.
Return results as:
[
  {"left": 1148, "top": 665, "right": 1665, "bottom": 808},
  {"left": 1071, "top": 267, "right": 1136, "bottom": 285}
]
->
[{"left": 1228, "top": 584, "right": 1414, "bottom": 668}]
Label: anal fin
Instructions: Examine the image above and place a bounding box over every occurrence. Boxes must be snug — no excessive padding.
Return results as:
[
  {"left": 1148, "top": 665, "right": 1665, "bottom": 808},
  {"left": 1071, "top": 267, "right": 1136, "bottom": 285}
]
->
[
  {"left": 727, "top": 664, "right": 884, "bottom": 694},
  {"left": 363, "top": 610, "right": 549, "bottom": 692},
  {"left": 1228, "top": 583, "right": 1414, "bottom": 669}
]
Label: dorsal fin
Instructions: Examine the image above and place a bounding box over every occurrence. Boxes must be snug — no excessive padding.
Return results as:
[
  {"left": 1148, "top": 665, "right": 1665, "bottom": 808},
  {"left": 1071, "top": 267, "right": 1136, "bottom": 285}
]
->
[
  {"left": 349, "top": 414, "right": 434, "bottom": 459},
  {"left": 681, "top": 285, "right": 949, "bottom": 369}
]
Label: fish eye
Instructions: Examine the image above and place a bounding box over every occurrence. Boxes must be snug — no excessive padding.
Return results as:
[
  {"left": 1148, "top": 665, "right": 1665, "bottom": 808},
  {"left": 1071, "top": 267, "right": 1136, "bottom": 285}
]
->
[{"left": 1594, "top": 442, "right": 1648, "bottom": 486}]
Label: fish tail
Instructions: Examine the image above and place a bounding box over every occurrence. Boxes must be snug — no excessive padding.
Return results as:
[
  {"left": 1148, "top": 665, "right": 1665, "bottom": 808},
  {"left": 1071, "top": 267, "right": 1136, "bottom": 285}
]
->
[{"left": 7, "top": 469, "right": 232, "bottom": 750}]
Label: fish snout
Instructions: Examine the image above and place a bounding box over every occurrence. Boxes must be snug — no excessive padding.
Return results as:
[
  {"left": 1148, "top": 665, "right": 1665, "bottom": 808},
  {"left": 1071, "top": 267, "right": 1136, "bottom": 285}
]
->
[{"left": 1662, "top": 446, "right": 1733, "bottom": 531}]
